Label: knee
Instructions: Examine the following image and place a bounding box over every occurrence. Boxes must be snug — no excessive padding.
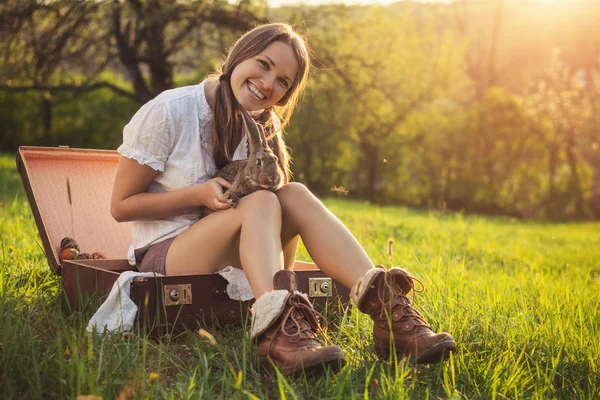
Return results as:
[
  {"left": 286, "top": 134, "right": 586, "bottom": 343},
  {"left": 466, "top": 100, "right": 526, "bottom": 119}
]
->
[
  {"left": 277, "top": 182, "right": 311, "bottom": 199},
  {"left": 277, "top": 182, "right": 316, "bottom": 206},
  {"left": 239, "top": 190, "right": 282, "bottom": 217}
]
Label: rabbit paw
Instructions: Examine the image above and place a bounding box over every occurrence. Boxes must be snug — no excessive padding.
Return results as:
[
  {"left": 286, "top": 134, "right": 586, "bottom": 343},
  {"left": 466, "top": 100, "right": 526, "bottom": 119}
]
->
[{"left": 223, "top": 191, "right": 240, "bottom": 208}]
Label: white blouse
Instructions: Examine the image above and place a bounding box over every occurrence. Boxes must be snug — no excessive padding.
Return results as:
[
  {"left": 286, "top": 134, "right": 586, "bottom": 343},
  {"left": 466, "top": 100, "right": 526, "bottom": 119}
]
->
[{"left": 117, "top": 80, "right": 249, "bottom": 265}]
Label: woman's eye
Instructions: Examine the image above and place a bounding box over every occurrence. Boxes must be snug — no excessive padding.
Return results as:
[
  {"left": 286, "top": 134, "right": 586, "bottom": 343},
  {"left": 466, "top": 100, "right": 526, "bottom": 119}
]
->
[
  {"left": 258, "top": 60, "right": 269, "bottom": 69},
  {"left": 278, "top": 78, "right": 289, "bottom": 88}
]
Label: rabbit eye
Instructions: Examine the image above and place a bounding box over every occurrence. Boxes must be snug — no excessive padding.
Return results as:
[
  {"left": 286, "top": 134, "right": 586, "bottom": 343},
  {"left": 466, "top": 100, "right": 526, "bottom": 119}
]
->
[{"left": 256, "top": 159, "right": 262, "bottom": 167}]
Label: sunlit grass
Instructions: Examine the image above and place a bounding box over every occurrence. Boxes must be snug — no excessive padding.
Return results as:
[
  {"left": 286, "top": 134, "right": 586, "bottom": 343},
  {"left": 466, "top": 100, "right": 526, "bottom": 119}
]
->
[{"left": 1, "top": 152, "right": 599, "bottom": 399}]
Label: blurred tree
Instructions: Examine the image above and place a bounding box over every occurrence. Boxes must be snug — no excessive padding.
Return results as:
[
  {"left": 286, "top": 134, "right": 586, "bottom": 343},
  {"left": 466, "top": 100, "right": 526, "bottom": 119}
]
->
[
  {"left": 1, "top": 0, "right": 598, "bottom": 219},
  {"left": 0, "top": 0, "right": 264, "bottom": 148},
  {"left": 451, "top": 0, "right": 506, "bottom": 99},
  {"left": 0, "top": 0, "right": 263, "bottom": 102},
  {"left": 464, "top": 88, "right": 546, "bottom": 215},
  {"left": 305, "top": 5, "right": 468, "bottom": 203},
  {"left": 286, "top": 70, "right": 354, "bottom": 194},
  {"left": 449, "top": 0, "right": 600, "bottom": 96},
  {"left": 524, "top": 52, "right": 594, "bottom": 217},
  {"left": 580, "top": 73, "right": 600, "bottom": 216},
  {"left": 107, "top": 0, "right": 264, "bottom": 103},
  {"left": 0, "top": 0, "right": 111, "bottom": 142}
]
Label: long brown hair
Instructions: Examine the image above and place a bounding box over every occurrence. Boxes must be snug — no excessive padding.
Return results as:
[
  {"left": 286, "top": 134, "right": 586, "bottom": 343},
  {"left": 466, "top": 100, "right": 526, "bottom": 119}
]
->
[{"left": 210, "top": 23, "right": 310, "bottom": 183}]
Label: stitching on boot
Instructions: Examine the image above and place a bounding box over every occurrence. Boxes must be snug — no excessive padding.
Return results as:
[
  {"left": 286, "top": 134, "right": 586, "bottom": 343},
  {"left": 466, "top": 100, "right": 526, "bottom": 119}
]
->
[{"left": 251, "top": 290, "right": 290, "bottom": 338}]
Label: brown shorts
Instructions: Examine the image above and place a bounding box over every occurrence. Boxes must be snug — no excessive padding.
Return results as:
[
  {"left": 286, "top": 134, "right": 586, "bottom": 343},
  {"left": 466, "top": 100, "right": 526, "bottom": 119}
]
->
[{"left": 134, "top": 237, "right": 176, "bottom": 276}]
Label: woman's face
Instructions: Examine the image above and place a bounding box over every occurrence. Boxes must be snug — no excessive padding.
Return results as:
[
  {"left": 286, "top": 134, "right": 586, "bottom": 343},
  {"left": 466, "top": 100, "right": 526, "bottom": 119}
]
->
[{"left": 230, "top": 41, "right": 299, "bottom": 112}]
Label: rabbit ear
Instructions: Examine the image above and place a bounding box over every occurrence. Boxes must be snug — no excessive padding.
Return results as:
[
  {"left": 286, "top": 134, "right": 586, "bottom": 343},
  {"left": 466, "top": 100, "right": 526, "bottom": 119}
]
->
[{"left": 239, "top": 106, "right": 264, "bottom": 152}]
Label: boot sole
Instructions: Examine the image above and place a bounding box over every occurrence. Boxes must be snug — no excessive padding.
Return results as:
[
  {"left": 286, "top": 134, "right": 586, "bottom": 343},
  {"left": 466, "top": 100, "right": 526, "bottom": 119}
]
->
[
  {"left": 376, "top": 339, "right": 457, "bottom": 364},
  {"left": 259, "top": 351, "right": 346, "bottom": 377}
]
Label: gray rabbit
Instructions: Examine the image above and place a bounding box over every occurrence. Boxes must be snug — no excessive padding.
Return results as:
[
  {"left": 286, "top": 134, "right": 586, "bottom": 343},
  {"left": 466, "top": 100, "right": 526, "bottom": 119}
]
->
[{"left": 198, "top": 106, "right": 285, "bottom": 219}]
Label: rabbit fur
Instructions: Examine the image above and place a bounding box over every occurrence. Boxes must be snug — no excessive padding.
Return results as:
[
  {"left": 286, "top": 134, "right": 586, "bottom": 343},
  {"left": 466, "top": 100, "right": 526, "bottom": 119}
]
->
[{"left": 198, "top": 106, "right": 285, "bottom": 219}]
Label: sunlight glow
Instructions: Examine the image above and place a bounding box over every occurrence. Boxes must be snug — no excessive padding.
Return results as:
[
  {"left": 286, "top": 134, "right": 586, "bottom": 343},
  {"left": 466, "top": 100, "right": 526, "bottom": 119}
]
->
[{"left": 270, "top": 0, "right": 452, "bottom": 8}]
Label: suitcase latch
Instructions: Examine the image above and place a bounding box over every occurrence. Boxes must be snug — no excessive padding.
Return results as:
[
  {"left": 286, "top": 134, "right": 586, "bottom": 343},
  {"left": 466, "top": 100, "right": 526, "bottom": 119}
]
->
[
  {"left": 308, "top": 277, "right": 332, "bottom": 298},
  {"left": 164, "top": 284, "right": 192, "bottom": 306}
]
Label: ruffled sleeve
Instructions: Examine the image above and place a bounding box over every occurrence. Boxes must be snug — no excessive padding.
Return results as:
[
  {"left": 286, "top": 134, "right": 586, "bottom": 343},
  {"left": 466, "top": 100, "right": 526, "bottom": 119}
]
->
[{"left": 117, "top": 100, "right": 172, "bottom": 171}]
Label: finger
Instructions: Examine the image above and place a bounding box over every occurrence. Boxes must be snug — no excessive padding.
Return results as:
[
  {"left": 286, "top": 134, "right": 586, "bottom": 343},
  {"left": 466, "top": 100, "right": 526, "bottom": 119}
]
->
[
  {"left": 214, "top": 177, "right": 232, "bottom": 189},
  {"left": 214, "top": 200, "right": 231, "bottom": 210}
]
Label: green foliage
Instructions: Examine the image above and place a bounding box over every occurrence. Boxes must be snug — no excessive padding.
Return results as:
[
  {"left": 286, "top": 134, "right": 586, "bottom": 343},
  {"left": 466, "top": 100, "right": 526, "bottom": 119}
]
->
[
  {"left": 297, "top": 5, "right": 469, "bottom": 202},
  {"left": 0, "top": 74, "right": 138, "bottom": 151},
  {"left": 522, "top": 52, "right": 596, "bottom": 218},
  {"left": 281, "top": 4, "right": 599, "bottom": 219},
  {"left": 1, "top": 154, "right": 599, "bottom": 398},
  {"left": 1, "top": 1, "right": 599, "bottom": 219},
  {"left": 286, "top": 63, "right": 357, "bottom": 193},
  {"left": 50, "top": 87, "right": 138, "bottom": 150}
]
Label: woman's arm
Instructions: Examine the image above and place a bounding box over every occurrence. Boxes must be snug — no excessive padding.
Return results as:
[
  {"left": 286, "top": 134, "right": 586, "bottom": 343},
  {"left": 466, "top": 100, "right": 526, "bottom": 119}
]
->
[{"left": 110, "top": 156, "right": 232, "bottom": 222}]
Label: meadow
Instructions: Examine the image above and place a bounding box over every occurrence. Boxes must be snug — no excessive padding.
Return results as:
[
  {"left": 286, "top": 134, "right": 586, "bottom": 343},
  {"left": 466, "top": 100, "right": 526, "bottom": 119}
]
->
[{"left": 1, "top": 152, "right": 599, "bottom": 399}]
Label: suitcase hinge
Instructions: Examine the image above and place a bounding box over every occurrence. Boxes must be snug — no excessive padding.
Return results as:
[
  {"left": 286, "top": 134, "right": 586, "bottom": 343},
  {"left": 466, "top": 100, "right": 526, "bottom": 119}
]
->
[
  {"left": 308, "top": 277, "right": 332, "bottom": 298},
  {"left": 164, "top": 284, "right": 192, "bottom": 306}
]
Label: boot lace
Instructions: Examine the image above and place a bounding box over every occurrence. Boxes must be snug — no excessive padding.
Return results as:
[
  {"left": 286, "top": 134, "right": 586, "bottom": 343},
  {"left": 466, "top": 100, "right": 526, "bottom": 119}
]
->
[
  {"left": 377, "top": 271, "right": 430, "bottom": 328},
  {"left": 278, "top": 295, "right": 328, "bottom": 343}
]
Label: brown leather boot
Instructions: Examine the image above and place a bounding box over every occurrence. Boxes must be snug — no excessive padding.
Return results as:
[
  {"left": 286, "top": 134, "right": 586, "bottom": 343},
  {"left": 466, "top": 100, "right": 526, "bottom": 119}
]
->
[
  {"left": 351, "top": 266, "right": 456, "bottom": 364},
  {"left": 251, "top": 270, "right": 346, "bottom": 376}
]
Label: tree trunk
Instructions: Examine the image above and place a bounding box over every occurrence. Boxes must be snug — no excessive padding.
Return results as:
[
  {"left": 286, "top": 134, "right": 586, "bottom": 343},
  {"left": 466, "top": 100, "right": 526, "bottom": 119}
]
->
[
  {"left": 565, "top": 127, "right": 585, "bottom": 216},
  {"left": 547, "top": 140, "right": 558, "bottom": 215},
  {"left": 147, "top": 23, "right": 173, "bottom": 96},
  {"left": 41, "top": 93, "right": 52, "bottom": 144}
]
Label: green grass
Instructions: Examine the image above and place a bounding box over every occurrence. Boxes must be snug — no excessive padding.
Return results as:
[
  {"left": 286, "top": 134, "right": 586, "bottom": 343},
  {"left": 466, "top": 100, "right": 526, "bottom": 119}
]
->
[{"left": 1, "top": 151, "right": 599, "bottom": 399}]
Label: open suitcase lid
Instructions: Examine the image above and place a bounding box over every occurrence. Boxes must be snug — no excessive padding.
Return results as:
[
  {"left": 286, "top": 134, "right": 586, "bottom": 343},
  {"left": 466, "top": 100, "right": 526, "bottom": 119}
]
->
[{"left": 16, "top": 146, "right": 132, "bottom": 275}]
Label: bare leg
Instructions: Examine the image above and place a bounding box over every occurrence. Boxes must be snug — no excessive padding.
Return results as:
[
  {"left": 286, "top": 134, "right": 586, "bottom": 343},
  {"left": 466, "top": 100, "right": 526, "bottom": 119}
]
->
[
  {"left": 282, "top": 235, "right": 300, "bottom": 270},
  {"left": 165, "top": 190, "right": 283, "bottom": 299},
  {"left": 276, "top": 184, "right": 456, "bottom": 366},
  {"left": 277, "top": 183, "right": 374, "bottom": 288}
]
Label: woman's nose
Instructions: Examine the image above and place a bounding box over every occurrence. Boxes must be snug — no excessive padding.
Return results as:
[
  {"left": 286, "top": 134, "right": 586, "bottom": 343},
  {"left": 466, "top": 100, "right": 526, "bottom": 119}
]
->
[{"left": 260, "top": 73, "right": 276, "bottom": 90}]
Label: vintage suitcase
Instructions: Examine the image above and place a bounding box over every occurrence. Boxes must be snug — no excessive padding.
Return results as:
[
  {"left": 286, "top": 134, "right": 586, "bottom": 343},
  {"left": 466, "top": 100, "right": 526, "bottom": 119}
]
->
[{"left": 16, "top": 146, "right": 350, "bottom": 335}]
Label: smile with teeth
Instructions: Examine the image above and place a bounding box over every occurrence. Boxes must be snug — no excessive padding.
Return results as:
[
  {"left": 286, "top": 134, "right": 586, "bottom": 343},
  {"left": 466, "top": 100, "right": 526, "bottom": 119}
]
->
[{"left": 247, "top": 81, "right": 267, "bottom": 101}]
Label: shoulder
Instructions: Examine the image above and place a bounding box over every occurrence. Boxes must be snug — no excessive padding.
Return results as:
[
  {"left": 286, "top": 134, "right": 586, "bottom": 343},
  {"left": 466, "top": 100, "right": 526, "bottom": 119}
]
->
[
  {"left": 153, "top": 83, "right": 205, "bottom": 110},
  {"left": 127, "top": 85, "right": 203, "bottom": 125},
  {"left": 154, "top": 82, "right": 212, "bottom": 127}
]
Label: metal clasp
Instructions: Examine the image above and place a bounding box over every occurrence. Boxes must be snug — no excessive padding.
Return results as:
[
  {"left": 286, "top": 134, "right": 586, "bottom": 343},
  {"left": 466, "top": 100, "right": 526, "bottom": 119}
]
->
[
  {"left": 308, "top": 277, "right": 332, "bottom": 298},
  {"left": 164, "top": 284, "right": 192, "bottom": 306}
]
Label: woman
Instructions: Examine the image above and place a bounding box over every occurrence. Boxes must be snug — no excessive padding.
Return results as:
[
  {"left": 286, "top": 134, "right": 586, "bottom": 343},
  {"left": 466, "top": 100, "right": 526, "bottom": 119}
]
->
[{"left": 111, "top": 23, "right": 456, "bottom": 376}]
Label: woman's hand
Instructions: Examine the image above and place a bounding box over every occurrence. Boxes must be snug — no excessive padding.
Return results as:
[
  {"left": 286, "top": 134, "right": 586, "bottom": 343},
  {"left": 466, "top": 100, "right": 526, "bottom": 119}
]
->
[
  {"left": 111, "top": 156, "right": 233, "bottom": 222},
  {"left": 201, "top": 177, "right": 233, "bottom": 211}
]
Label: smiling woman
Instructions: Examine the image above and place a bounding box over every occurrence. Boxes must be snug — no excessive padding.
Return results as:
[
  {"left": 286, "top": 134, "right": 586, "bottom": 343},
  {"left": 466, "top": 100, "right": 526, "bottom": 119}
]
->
[
  {"left": 229, "top": 41, "right": 298, "bottom": 110},
  {"left": 110, "top": 22, "right": 455, "bottom": 377}
]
